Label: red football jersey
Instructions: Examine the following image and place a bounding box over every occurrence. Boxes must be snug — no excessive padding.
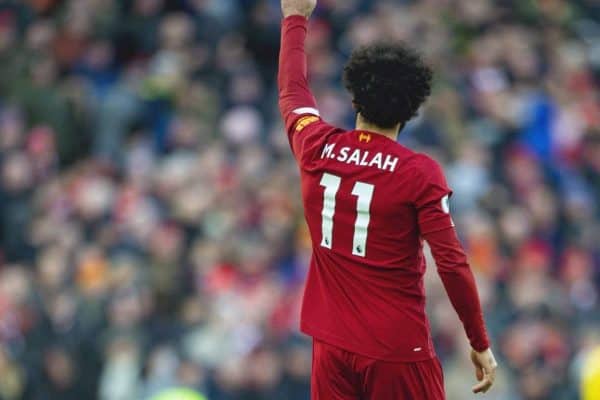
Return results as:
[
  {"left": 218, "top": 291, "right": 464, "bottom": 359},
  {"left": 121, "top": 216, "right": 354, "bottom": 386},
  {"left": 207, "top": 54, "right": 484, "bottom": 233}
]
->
[
  {"left": 278, "top": 16, "right": 489, "bottom": 362},
  {"left": 291, "top": 118, "right": 453, "bottom": 361}
]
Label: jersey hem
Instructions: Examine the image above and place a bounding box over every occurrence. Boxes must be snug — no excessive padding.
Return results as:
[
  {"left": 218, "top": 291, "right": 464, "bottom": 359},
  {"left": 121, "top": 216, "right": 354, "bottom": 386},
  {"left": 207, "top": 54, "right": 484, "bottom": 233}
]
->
[{"left": 301, "top": 322, "right": 437, "bottom": 363}]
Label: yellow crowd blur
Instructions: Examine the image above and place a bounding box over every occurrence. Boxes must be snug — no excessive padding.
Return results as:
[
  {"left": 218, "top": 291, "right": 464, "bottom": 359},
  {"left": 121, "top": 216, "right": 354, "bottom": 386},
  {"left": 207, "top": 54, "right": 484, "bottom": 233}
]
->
[{"left": 583, "top": 346, "right": 600, "bottom": 400}]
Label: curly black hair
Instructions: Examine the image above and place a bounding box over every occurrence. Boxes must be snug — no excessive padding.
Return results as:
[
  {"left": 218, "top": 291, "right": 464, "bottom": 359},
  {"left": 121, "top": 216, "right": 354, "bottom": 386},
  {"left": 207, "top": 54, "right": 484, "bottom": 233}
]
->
[{"left": 343, "top": 42, "right": 433, "bottom": 129}]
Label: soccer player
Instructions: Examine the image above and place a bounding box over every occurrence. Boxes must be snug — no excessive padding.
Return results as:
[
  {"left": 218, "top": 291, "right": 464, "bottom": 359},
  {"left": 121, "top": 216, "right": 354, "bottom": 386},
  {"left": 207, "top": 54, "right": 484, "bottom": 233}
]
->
[{"left": 278, "top": 0, "right": 498, "bottom": 399}]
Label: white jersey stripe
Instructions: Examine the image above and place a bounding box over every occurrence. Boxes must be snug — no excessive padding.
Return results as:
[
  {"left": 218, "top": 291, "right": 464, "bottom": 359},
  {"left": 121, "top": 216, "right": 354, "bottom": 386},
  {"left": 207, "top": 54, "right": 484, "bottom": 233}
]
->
[{"left": 293, "top": 107, "right": 320, "bottom": 116}]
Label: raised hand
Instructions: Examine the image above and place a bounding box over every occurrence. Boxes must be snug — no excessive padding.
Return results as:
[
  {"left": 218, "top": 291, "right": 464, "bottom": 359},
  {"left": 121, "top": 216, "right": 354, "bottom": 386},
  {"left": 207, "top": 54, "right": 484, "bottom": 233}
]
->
[{"left": 281, "top": 0, "right": 317, "bottom": 18}]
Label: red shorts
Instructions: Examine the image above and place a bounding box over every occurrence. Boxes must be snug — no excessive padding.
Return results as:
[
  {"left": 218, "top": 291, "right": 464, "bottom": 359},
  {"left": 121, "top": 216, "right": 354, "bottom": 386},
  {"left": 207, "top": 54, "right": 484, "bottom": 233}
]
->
[{"left": 311, "top": 339, "right": 445, "bottom": 400}]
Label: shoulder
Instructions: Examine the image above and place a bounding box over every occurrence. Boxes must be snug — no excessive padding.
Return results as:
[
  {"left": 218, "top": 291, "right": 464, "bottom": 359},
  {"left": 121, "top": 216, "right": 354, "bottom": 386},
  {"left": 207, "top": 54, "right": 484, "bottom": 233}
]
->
[
  {"left": 403, "top": 152, "right": 447, "bottom": 182},
  {"left": 410, "top": 152, "right": 442, "bottom": 168},
  {"left": 289, "top": 115, "right": 346, "bottom": 164},
  {"left": 292, "top": 114, "right": 343, "bottom": 136},
  {"left": 401, "top": 150, "right": 440, "bottom": 169}
]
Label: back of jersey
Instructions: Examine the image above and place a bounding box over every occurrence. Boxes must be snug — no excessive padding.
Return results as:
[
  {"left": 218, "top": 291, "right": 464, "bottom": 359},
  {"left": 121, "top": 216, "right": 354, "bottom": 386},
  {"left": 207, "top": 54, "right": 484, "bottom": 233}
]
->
[
  {"left": 277, "top": 14, "right": 486, "bottom": 365},
  {"left": 292, "top": 118, "right": 454, "bottom": 362}
]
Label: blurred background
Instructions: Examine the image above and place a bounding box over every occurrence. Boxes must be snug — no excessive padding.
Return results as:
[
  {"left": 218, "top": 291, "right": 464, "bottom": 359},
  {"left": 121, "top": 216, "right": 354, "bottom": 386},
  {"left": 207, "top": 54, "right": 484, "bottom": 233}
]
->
[{"left": 0, "top": 0, "right": 599, "bottom": 399}]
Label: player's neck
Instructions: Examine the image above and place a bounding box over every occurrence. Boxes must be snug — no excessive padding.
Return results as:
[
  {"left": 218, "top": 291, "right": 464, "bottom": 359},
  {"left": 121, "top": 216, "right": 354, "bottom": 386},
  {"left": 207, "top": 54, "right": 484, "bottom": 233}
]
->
[{"left": 355, "top": 115, "right": 401, "bottom": 141}]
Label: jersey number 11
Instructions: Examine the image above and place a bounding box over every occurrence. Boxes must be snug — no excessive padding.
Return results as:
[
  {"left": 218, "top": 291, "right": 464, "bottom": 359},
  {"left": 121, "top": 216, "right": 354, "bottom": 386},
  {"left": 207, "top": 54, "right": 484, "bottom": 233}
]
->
[{"left": 320, "top": 173, "right": 374, "bottom": 258}]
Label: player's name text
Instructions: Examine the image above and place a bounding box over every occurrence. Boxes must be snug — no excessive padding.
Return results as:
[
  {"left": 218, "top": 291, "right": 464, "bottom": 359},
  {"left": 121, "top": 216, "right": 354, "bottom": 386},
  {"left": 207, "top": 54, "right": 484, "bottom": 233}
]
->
[{"left": 320, "top": 144, "right": 399, "bottom": 172}]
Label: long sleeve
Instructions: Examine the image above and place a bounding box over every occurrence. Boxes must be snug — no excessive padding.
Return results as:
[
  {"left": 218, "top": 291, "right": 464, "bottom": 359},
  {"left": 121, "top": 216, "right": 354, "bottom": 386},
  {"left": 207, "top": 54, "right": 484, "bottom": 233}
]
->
[
  {"left": 278, "top": 15, "right": 319, "bottom": 133},
  {"left": 424, "top": 227, "right": 490, "bottom": 352}
]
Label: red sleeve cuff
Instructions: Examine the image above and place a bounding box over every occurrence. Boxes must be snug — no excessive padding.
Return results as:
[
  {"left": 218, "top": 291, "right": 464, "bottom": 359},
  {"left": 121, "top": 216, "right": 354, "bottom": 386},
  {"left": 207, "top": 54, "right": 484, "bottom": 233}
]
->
[{"left": 472, "top": 337, "right": 491, "bottom": 353}]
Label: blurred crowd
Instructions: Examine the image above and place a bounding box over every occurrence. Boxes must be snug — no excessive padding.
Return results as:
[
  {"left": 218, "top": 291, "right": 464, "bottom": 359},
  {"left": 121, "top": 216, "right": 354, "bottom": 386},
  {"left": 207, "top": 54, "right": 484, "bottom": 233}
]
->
[{"left": 0, "top": 0, "right": 599, "bottom": 399}]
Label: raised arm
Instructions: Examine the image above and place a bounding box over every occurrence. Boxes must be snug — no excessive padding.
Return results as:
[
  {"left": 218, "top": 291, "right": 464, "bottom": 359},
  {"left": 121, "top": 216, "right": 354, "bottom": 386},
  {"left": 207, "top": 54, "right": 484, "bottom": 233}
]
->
[{"left": 278, "top": 0, "right": 319, "bottom": 133}]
